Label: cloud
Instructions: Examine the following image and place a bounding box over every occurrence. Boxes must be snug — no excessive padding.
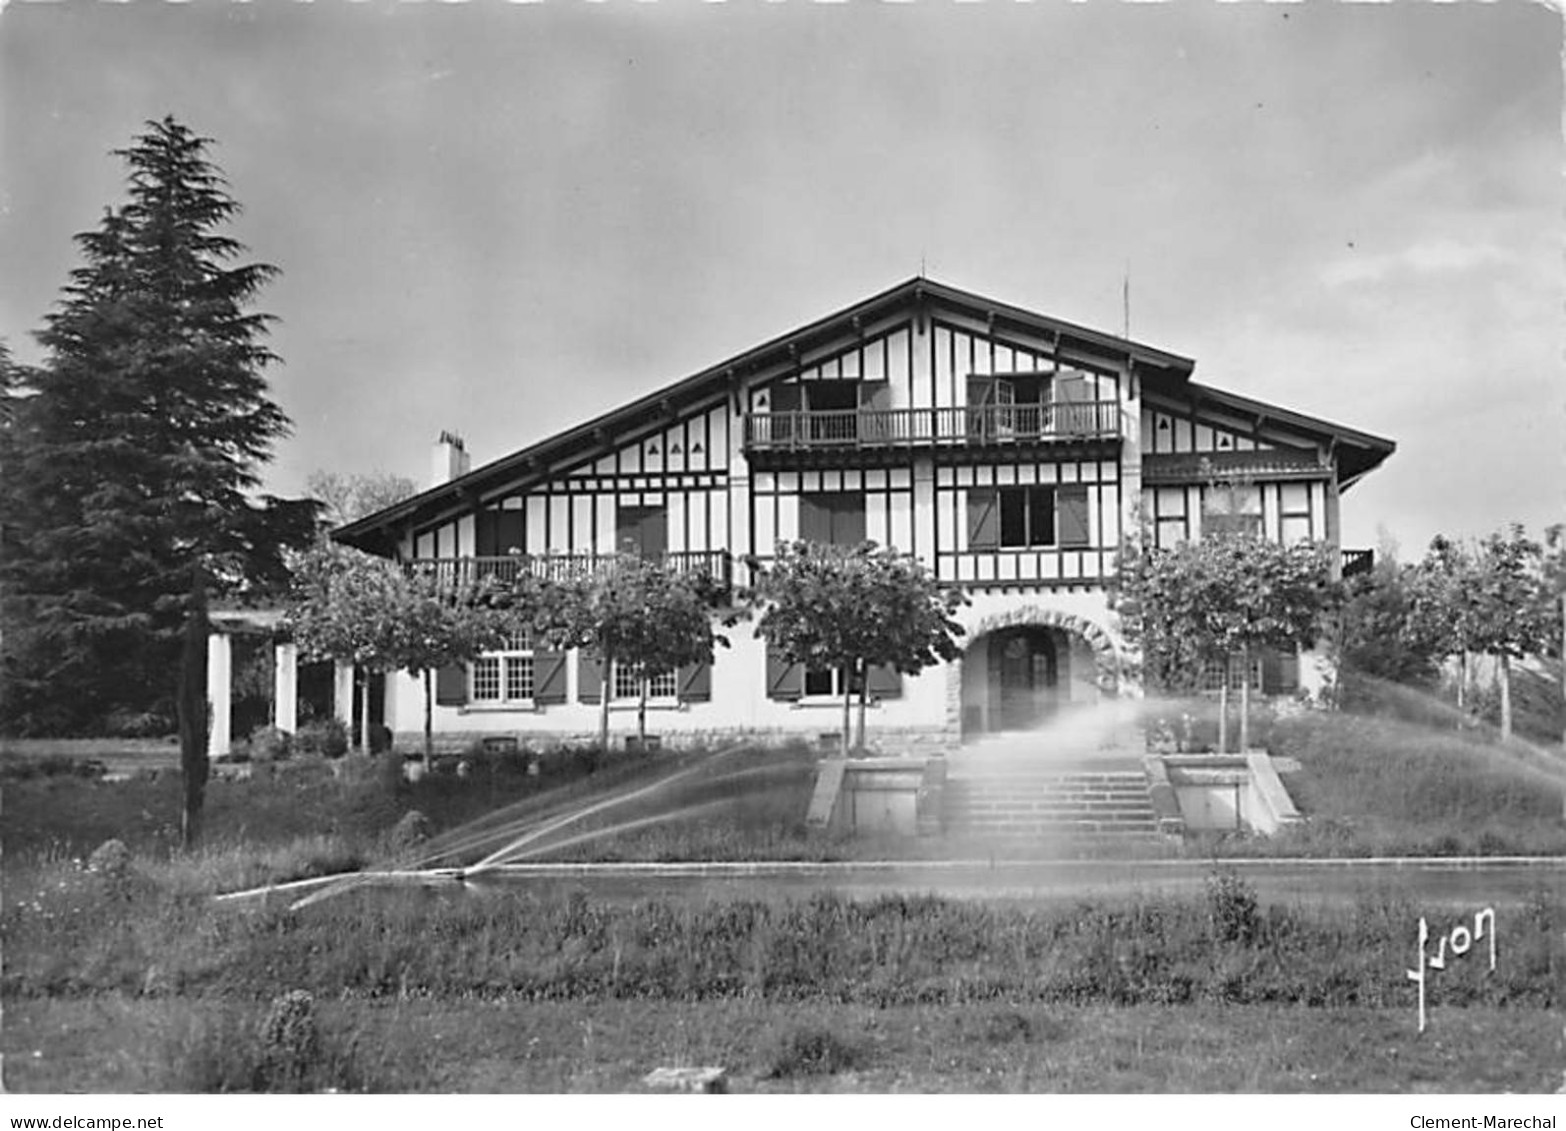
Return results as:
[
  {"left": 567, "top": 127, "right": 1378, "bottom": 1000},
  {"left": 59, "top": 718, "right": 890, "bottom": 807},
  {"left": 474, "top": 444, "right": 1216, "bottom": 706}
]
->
[{"left": 1319, "top": 237, "right": 1521, "bottom": 288}]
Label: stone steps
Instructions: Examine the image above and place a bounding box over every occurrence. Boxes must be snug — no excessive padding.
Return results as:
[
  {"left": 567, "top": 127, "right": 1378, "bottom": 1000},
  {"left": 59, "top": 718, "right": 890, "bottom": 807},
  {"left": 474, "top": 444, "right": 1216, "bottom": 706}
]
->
[{"left": 942, "top": 768, "right": 1160, "bottom": 839}]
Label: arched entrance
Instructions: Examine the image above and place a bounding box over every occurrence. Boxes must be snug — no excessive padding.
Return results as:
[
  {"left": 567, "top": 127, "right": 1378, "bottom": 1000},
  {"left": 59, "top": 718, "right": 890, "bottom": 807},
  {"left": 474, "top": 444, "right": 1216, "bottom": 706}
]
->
[{"left": 951, "top": 607, "right": 1124, "bottom": 742}]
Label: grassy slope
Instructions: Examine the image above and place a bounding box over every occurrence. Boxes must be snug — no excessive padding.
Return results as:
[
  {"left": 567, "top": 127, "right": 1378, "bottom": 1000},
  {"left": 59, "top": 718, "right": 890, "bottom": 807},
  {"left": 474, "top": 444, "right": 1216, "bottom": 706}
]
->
[{"left": 1258, "top": 708, "right": 1566, "bottom": 857}]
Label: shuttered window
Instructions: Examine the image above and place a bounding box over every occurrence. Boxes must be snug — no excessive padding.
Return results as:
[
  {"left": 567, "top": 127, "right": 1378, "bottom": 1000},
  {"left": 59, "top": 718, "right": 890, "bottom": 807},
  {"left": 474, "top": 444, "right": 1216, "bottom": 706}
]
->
[{"left": 970, "top": 486, "right": 1083, "bottom": 548}]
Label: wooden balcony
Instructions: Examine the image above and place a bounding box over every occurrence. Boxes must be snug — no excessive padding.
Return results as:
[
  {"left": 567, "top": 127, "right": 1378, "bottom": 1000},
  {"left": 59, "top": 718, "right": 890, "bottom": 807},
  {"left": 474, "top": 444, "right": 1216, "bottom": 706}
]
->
[
  {"left": 409, "top": 550, "right": 734, "bottom": 590},
  {"left": 742, "top": 402, "right": 1121, "bottom": 461},
  {"left": 1340, "top": 548, "right": 1374, "bottom": 579}
]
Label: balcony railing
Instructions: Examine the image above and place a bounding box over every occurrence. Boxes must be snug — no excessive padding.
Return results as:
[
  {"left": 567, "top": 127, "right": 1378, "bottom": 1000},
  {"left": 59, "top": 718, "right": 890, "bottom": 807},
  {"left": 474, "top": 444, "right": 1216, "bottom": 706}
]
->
[
  {"left": 1340, "top": 548, "right": 1374, "bottom": 579},
  {"left": 409, "top": 550, "right": 733, "bottom": 590},
  {"left": 743, "top": 401, "right": 1121, "bottom": 452}
]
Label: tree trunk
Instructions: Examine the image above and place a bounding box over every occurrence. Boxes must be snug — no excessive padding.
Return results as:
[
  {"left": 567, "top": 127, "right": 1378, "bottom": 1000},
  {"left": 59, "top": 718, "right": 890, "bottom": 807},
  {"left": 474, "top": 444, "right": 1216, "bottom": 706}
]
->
[
  {"left": 1239, "top": 644, "right": 1251, "bottom": 753},
  {"left": 1217, "top": 678, "right": 1229, "bottom": 754},
  {"left": 422, "top": 668, "right": 434, "bottom": 764},
  {"left": 855, "top": 660, "right": 868, "bottom": 752},
  {"left": 1559, "top": 594, "right": 1564, "bottom": 752},
  {"left": 177, "top": 565, "right": 209, "bottom": 851},
  {"left": 638, "top": 679, "right": 648, "bottom": 750},
  {"left": 1456, "top": 651, "right": 1467, "bottom": 713},
  {"left": 360, "top": 668, "right": 371, "bottom": 755},
  {"left": 841, "top": 677, "right": 852, "bottom": 759},
  {"left": 1498, "top": 652, "right": 1512, "bottom": 742},
  {"left": 599, "top": 651, "right": 612, "bottom": 753}
]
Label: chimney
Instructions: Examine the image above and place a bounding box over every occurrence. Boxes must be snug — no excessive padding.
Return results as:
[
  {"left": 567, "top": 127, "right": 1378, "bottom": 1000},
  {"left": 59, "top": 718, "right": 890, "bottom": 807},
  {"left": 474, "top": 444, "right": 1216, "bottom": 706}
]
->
[{"left": 431, "top": 430, "right": 471, "bottom": 487}]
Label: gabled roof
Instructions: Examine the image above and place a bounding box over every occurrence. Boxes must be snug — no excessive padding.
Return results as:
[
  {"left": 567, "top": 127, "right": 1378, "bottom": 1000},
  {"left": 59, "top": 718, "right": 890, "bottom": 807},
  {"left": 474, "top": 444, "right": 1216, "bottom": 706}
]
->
[
  {"left": 1169, "top": 380, "right": 1396, "bottom": 488},
  {"left": 335, "top": 277, "right": 1197, "bottom": 551},
  {"left": 334, "top": 276, "right": 1392, "bottom": 549}
]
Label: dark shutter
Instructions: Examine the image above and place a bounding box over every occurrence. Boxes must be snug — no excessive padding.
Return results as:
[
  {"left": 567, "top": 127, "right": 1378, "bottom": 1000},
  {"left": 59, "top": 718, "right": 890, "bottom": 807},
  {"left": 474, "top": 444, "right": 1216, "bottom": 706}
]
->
[
  {"left": 435, "top": 664, "right": 468, "bottom": 707},
  {"left": 835, "top": 494, "right": 866, "bottom": 547},
  {"left": 1057, "top": 485, "right": 1091, "bottom": 547},
  {"left": 533, "top": 651, "right": 568, "bottom": 704},
  {"left": 577, "top": 651, "right": 605, "bottom": 704},
  {"left": 475, "top": 510, "right": 499, "bottom": 557},
  {"left": 678, "top": 662, "right": 711, "bottom": 702},
  {"left": 967, "top": 489, "right": 999, "bottom": 549},
  {"left": 1259, "top": 649, "right": 1301, "bottom": 695},
  {"left": 799, "top": 495, "right": 831, "bottom": 545},
  {"left": 1055, "top": 373, "right": 1092, "bottom": 434},
  {"left": 496, "top": 509, "right": 526, "bottom": 555},
  {"left": 770, "top": 382, "right": 801, "bottom": 445},
  {"left": 866, "top": 664, "right": 902, "bottom": 699},
  {"left": 766, "top": 649, "right": 803, "bottom": 701}
]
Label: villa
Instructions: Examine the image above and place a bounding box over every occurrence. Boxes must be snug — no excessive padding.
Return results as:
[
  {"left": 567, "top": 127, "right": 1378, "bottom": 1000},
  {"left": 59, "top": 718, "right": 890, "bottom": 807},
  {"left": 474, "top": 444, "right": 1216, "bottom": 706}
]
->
[
  {"left": 205, "top": 277, "right": 1393, "bottom": 760},
  {"left": 310, "top": 277, "right": 1396, "bottom": 755}
]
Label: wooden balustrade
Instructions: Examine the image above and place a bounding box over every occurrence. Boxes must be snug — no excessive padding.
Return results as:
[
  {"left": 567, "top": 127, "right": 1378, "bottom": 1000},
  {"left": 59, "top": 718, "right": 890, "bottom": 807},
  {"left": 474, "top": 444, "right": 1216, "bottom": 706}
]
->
[
  {"left": 408, "top": 550, "right": 733, "bottom": 589},
  {"left": 742, "top": 401, "right": 1120, "bottom": 451}
]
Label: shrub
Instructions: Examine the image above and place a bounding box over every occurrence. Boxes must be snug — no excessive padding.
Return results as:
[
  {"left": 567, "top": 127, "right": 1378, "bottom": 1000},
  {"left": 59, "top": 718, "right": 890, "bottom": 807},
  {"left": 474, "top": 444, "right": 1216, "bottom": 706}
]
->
[
  {"left": 764, "top": 1026, "right": 865, "bottom": 1078},
  {"left": 296, "top": 719, "right": 349, "bottom": 759},
  {"left": 246, "top": 726, "right": 293, "bottom": 764},
  {"left": 159, "top": 996, "right": 428, "bottom": 1093},
  {"left": 256, "top": 991, "right": 320, "bottom": 1091},
  {"left": 86, "top": 838, "right": 133, "bottom": 880},
  {"left": 388, "top": 810, "right": 432, "bottom": 853},
  {"left": 1205, "top": 868, "right": 1261, "bottom": 945}
]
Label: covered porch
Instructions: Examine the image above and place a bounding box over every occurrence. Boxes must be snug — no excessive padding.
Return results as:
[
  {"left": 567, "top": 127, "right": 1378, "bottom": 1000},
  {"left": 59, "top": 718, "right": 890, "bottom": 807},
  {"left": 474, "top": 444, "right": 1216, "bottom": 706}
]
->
[{"left": 205, "top": 609, "right": 360, "bottom": 758}]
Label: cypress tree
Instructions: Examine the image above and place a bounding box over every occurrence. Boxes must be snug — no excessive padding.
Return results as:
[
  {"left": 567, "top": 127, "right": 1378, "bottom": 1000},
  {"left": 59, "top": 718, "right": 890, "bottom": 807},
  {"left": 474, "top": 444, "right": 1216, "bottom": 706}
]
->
[{"left": 0, "top": 117, "right": 317, "bottom": 735}]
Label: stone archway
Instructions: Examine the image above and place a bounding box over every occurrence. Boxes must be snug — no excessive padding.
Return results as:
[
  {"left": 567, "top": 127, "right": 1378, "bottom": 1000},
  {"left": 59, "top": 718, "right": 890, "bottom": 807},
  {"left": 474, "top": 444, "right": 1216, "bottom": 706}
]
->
[{"left": 944, "top": 605, "right": 1126, "bottom": 740}]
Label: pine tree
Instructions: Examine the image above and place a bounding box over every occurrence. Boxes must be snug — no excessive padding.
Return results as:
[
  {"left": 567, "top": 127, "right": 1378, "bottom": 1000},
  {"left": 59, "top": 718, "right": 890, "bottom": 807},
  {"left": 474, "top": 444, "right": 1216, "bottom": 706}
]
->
[{"left": 0, "top": 117, "right": 317, "bottom": 735}]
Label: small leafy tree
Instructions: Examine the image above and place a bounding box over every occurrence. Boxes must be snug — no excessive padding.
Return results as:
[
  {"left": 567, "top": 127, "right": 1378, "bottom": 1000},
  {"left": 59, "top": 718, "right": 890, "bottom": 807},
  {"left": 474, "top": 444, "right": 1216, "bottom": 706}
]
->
[
  {"left": 515, "top": 556, "right": 730, "bottom": 750},
  {"left": 749, "top": 542, "right": 966, "bottom": 756},
  {"left": 1447, "top": 526, "right": 1557, "bottom": 742},
  {"left": 1118, "top": 534, "right": 1338, "bottom": 751},
  {"left": 285, "top": 544, "right": 505, "bottom": 762},
  {"left": 1331, "top": 554, "right": 1451, "bottom": 696},
  {"left": 1415, "top": 535, "right": 1487, "bottom": 712},
  {"left": 1546, "top": 524, "right": 1566, "bottom": 750}
]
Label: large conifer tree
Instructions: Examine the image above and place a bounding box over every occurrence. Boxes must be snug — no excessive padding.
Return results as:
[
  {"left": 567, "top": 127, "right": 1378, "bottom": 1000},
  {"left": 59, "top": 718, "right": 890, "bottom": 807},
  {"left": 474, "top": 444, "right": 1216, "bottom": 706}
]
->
[{"left": 0, "top": 117, "right": 317, "bottom": 734}]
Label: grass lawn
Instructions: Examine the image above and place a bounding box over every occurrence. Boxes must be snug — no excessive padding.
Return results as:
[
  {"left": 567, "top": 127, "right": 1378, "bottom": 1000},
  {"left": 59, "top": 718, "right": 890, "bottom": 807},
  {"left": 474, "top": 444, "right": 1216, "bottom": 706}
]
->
[
  {"left": 5, "top": 705, "right": 1564, "bottom": 1094},
  {"left": 4, "top": 996, "right": 1559, "bottom": 1093}
]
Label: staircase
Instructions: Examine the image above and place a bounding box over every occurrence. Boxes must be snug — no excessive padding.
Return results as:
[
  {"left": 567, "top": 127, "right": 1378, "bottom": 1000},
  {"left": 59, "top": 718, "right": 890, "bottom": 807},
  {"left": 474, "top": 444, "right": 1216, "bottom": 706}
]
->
[{"left": 942, "top": 758, "right": 1162, "bottom": 840}]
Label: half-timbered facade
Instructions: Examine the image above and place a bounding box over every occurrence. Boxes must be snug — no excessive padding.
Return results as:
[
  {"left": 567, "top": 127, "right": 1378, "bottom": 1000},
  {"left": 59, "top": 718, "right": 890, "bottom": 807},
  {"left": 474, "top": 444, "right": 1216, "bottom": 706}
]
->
[{"left": 335, "top": 277, "right": 1394, "bottom": 753}]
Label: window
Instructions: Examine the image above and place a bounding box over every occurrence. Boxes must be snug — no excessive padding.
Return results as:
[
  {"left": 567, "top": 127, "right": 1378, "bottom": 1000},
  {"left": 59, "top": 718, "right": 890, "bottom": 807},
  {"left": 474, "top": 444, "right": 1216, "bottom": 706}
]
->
[
  {"left": 968, "top": 485, "right": 1091, "bottom": 549},
  {"left": 1202, "top": 483, "right": 1262, "bottom": 539},
  {"left": 1279, "top": 484, "right": 1312, "bottom": 545},
  {"left": 1202, "top": 653, "right": 1263, "bottom": 693},
  {"left": 612, "top": 663, "right": 679, "bottom": 701},
  {"left": 472, "top": 628, "right": 535, "bottom": 703},
  {"left": 616, "top": 504, "right": 668, "bottom": 556},
  {"left": 799, "top": 492, "right": 866, "bottom": 547},
  {"left": 804, "top": 666, "right": 864, "bottom": 698},
  {"left": 1154, "top": 487, "right": 1190, "bottom": 549},
  {"left": 475, "top": 506, "right": 526, "bottom": 557}
]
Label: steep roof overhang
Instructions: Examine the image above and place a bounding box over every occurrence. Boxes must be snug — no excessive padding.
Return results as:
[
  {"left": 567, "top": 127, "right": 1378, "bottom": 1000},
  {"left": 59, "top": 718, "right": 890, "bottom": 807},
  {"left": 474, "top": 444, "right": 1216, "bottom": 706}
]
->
[
  {"left": 334, "top": 276, "right": 1197, "bottom": 553},
  {"left": 1151, "top": 378, "right": 1396, "bottom": 491}
]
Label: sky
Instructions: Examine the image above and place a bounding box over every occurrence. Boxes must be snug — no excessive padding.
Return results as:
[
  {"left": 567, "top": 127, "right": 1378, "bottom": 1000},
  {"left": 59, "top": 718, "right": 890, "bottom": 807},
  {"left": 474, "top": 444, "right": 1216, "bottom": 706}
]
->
[{"left": 1, "top": 0, "right": 1561, "bottom": 557}]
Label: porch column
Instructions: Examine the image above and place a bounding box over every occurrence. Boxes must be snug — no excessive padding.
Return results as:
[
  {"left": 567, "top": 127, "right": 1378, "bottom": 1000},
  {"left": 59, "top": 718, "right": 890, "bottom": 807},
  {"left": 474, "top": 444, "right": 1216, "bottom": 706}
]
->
[
  {"left": 206, "top": 631, "right": 232, "bottom": 759},
  {"left": 332, "top": 660, "right": 355, "bottom": 726},
  {"left": 273, "top": 641, "right": 299, "bottom": 734}
]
